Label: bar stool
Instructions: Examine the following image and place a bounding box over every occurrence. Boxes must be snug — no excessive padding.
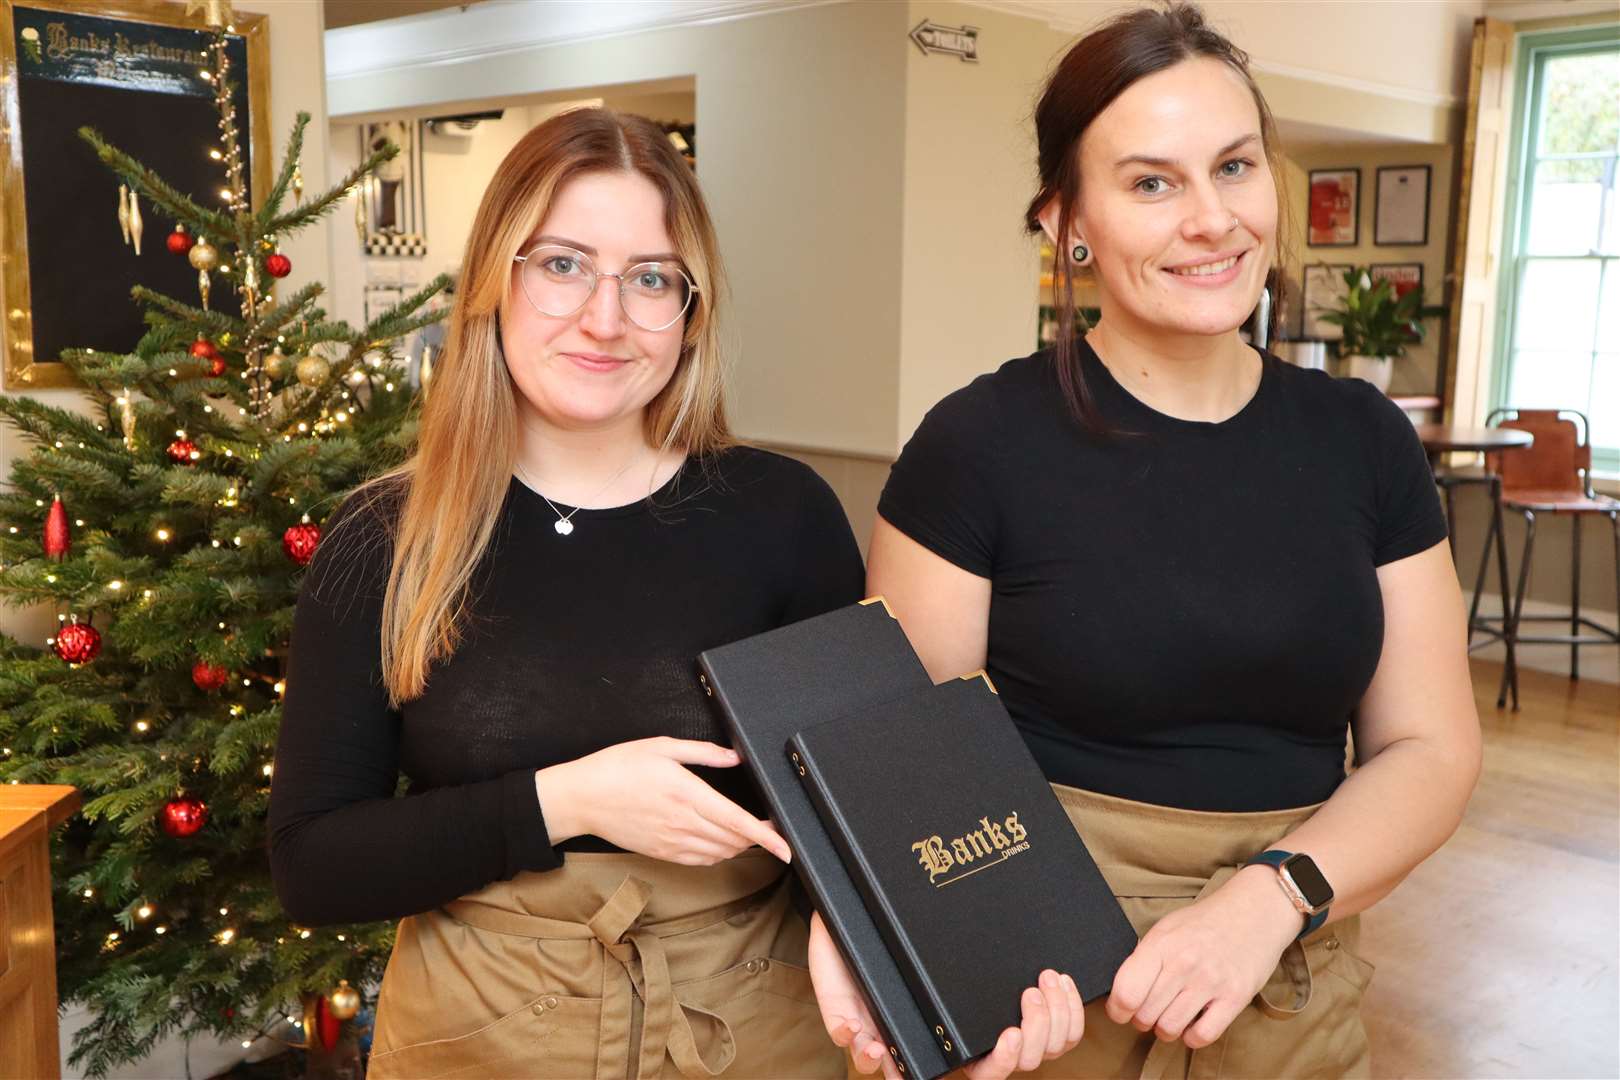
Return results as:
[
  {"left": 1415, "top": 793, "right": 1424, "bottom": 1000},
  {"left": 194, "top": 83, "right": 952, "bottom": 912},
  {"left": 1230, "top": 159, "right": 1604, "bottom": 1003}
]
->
[
  {"left": 1415, "top": 423, "right": 1534, "bottom": 709},
  {"left": 1474, "top": 408, "right": 1620, "bottom": 707}
]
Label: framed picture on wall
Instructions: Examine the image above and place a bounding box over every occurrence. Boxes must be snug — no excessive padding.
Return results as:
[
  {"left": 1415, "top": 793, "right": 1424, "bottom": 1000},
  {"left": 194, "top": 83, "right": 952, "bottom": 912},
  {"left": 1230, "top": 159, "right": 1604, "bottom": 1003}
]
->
[
  {"left": 1302, "top": 263, "right": 1353, "bottom": 340},
  {"left": 1307, "top": 167, "right": 1359, "bottom": 247},
  {"left": 359, "top": 120, "right": 427, "bottom": 257},
  {"left": 1369, "top": 262, "right": 1423, "bottom": 297},
  {"left": 1374, "top": 165, "right": 1430, "bottom": 245}
]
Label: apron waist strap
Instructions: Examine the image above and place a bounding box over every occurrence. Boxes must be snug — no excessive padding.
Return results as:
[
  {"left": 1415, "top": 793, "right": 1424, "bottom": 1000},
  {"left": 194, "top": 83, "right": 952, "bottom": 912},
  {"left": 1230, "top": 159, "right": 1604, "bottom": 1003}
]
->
[{"left": 444, "top": 873, "right": 780, "bottom": 1080}]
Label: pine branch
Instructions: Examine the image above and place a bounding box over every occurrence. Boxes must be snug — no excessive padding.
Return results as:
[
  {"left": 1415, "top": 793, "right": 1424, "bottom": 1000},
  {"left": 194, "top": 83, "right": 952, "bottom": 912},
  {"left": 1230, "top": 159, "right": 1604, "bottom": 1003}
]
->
[
  {"left": 265, "top": 143, "right": 398, "bottom": 236},
  {"left": 127, "top": 287, "right": 242, "bottom": 339},
  {"left": 78, "top": 128, "right": 235, "bottom": 237},
  {"left": 253, "top": 113, "right": 310, "bottom": 236}
]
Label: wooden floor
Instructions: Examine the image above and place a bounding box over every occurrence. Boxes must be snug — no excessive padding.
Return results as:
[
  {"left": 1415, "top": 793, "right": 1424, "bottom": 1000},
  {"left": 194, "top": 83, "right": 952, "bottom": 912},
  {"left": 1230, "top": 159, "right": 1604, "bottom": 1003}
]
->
[{"left": 1361, "top": 660, "right": 1619, "bottom": 1079}]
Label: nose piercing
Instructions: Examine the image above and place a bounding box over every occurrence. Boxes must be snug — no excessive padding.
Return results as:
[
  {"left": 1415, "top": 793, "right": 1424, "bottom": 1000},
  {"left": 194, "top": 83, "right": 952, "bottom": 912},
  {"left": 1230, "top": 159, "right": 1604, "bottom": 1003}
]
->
[{"left": 1229, "top": 215, "right": 1239, "bottom": 231}]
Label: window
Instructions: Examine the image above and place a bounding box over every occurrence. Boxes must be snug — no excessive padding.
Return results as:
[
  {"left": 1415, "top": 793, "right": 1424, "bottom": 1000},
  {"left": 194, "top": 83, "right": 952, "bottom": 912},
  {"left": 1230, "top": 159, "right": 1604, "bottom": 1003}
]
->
[{"left": 1494, "top": 27, "right": 1619, "bottom": 474}]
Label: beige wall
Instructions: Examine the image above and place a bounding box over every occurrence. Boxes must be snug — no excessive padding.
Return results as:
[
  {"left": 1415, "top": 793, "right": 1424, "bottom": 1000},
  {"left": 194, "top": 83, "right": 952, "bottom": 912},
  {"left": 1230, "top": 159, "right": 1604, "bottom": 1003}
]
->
[
  {"left": 896, "top": 0, "right": 1072, "bottom": 439},
  {"left": 0, "top": 0, "right": 332, "bottom": 644}
]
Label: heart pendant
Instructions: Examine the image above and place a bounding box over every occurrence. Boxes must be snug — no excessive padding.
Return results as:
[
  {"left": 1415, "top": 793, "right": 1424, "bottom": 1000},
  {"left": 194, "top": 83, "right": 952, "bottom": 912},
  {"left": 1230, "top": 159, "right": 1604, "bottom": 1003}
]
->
[{"left": 554, "top": 518, "right": 574, "bottom": 537}]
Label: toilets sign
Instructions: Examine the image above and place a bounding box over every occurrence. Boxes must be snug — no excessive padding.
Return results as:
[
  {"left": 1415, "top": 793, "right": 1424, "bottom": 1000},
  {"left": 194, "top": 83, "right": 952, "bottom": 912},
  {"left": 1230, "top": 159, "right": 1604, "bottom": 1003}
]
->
[{"left": 909, "top": 19, "right": 979, "bottom": 62}]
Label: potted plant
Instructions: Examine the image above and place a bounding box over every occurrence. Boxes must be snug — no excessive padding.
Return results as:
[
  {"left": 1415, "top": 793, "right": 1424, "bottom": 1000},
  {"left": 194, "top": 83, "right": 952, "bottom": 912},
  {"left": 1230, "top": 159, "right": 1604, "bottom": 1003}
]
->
[{"left": 1315, "top": 267, "right": 1444, "bottom": 392}]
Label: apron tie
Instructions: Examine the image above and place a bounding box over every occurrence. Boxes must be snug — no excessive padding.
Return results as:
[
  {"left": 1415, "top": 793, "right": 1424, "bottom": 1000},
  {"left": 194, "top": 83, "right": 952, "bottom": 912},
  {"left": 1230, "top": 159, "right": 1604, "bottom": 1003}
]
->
[{"left": 587, "top": 875, "right": 740, "bottom": 1080}]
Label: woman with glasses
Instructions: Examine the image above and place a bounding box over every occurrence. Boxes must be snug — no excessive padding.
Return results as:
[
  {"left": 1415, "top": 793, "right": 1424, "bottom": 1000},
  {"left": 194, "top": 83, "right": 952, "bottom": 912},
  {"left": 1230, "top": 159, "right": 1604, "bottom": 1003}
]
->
[
  {"left": 810, "top": 5, "right": 1480, "bottom": 1079},
  {"left": 268, "top": 108, "right": 860, "bottom": 1078}
]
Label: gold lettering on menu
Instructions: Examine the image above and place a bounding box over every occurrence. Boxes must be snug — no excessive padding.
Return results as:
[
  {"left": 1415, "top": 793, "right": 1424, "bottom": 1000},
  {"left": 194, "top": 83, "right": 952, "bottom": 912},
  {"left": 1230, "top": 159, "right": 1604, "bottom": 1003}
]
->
[{"left": 911, "top": 812, "right": 1031, "bottom": 887}]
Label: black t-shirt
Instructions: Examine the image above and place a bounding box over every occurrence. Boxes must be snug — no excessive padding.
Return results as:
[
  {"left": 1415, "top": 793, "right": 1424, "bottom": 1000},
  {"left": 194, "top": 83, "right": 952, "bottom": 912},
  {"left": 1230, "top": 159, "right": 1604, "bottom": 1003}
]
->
[
  {"left": 878, "top": 343, "right": 1447, "bottom": 812},
  {"left": 269, "top": 447, "right": 865, "bottom": 925}
]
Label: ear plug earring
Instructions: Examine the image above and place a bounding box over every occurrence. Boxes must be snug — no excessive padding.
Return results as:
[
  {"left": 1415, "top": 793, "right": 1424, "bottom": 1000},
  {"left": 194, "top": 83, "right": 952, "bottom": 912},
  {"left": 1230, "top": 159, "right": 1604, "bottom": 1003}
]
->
[{"left": 1072, "top": 243, "right": 1089, "bottom": 264}]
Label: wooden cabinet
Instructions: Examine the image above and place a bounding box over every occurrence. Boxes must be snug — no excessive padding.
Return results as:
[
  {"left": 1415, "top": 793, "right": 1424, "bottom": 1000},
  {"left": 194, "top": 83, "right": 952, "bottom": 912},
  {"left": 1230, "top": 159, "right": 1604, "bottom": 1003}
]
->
[{"left": 0, "top": 786, "right": 80, "bottom": 1080}]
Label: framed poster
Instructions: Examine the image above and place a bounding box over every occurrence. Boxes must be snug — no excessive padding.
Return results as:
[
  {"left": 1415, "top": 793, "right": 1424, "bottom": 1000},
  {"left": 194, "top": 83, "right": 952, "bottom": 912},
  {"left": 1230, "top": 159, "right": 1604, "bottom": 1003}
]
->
[
  {"left": 1369, "top": 262, "right": 1423, "bottom": 297},
  {"left": 1374, "top": 165, "right": 1430, "bottom": 246},
  {"left": 1302, "top": 263, "right": 1352, "bottom": 340},
  {"left": 1, "top": 0, "right": 270, "bottom": 390},
  {"left": 360, "top": 119, "right": 427, "bottom": 257},
  {"left": 1307, "top": 167, "right": 1359, "bottom": 247}
]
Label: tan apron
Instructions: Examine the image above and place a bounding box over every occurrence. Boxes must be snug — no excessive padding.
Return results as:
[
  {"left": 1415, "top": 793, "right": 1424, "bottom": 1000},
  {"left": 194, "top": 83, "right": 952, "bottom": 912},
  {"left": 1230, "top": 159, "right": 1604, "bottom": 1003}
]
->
[
  {"left": 1024, "top": 784, "right": 1375, "bottom": 1080},
  {"left": 366, "top": 850, "right": 843, "bottom": 1080}
]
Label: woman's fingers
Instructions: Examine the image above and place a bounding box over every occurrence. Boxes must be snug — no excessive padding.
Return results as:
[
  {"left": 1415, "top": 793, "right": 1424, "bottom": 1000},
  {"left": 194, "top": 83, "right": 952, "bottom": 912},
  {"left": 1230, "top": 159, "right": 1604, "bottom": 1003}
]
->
[
  {"left": 689, "top": 783, "right": 791, "bottom": 862},
  {"left": 1153, "top": 988, "right": 1208, "bottom": 1043},
  {"left": 1106, "top": 947, "right": 1161, "bottom": 1027},
  {"left": 963, "top": 1027, "right": 1024, "bottom": 1080},
  {"left": 1015, "top": 985, "right": 1052, "bottom": 1072},
  {"left": 1037, "top": 970, "right": 1070, "bottom": 1058},
  {"left": 648, "top": 736, "right": 743, "bottom": 768},
  {"left": 1129, "top": 969, "right": 1181, "bottom": 1033},
  {"left": 1183, "top": 995, "right": 1244, "bottom": 1050},
  {"left": 1060, "top": 973, "right": 1085, "bottom": 1051},
  {"left": 666, "top": 836, "right": 739, "bottom": 865}
]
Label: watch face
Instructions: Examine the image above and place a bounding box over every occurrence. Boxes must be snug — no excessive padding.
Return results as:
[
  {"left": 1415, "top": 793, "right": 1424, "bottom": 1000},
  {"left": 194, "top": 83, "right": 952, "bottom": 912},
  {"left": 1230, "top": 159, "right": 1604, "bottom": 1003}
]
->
[{"left": 1284, "top": 854, "right": 1334, "bottom": 910}]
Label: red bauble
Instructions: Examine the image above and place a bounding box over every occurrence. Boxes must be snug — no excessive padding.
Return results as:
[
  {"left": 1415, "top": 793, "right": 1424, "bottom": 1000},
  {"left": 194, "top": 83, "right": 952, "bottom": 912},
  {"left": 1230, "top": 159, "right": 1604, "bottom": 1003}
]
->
[
  {"left": 189, "top": 338, "right": 220, "bottom": 361},
  {"left": 166, "top": 438, "right": 199, "bottom": 465},
  {"left": 282, "top": 522, "right": 321, "bottom": 565},
  {"left": 209, "top": 355, "right": 228, "bottom": 377},
  {"left": 166, "top": 226, "right": 195, "bottom": 256},
  {"left": 44, "top": 493, "right": 71, "bottom": 560},
  {"left": 159, "top": 795, "right": 208, "bottom": 838},
  {"left": 265, "top": 253, "right": 292, "bottom": 278},
  {"left": 191, "top": 660, "right": 230, "bottom": 692},
  {"left": 53, "top": 620, "right": 101, "bottom": 664}
]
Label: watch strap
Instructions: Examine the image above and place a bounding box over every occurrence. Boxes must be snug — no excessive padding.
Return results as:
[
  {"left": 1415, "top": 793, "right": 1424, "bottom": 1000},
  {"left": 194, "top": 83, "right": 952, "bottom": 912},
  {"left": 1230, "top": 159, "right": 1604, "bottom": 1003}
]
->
[{"left": 1245, "top": 850, "right": 1328, "bottom": 940}]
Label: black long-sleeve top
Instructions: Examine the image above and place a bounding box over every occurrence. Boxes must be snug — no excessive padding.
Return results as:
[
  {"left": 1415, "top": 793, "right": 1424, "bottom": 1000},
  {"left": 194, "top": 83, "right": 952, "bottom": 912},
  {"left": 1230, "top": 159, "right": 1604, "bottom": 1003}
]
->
[{"left": 268, "top": 448, "right": 865, "bottom": 926}]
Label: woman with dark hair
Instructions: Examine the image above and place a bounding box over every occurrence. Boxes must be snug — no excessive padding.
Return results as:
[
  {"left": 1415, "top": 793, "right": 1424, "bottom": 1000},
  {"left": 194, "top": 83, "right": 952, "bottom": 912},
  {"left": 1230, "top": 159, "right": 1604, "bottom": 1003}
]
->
[{"left": 809, "top": 5, "right": 1480, "bottom": 1078}]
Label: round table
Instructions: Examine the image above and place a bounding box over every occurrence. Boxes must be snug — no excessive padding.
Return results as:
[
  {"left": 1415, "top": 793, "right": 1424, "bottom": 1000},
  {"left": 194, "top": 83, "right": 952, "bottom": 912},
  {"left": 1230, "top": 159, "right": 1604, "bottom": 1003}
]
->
[
  {"left": 1413, "top": 423, "right": 1534, "bottom": 708},
  {"left": 1414, "top": 424, "right": 1534, "bottom": 465}
]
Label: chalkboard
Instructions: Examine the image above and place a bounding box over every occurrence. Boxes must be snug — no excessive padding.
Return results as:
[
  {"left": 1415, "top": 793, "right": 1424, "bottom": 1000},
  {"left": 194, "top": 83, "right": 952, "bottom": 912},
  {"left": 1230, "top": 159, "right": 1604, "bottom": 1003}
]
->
[{"left": 1, "top": 0, "right": 269, "bottom": 389}]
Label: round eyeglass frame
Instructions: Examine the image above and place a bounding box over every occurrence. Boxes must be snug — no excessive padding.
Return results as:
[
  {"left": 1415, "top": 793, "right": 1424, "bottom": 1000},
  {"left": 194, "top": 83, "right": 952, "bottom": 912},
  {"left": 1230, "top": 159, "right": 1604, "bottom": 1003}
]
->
[{"left": 512, "top": 243, "right": 699, "bottom": 333}]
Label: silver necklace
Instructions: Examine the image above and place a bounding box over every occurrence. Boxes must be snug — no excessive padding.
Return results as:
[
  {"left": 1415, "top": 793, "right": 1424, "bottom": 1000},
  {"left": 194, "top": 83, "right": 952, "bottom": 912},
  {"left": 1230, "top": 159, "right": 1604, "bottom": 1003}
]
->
[{"left": 515, "top": 452, "right": 643, "bottom": 537}]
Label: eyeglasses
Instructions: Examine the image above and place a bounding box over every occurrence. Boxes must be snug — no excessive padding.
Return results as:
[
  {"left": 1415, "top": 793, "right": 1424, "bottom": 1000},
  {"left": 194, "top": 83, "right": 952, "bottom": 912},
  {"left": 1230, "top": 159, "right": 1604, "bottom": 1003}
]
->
[{"left": 513, "top": 244, "right": 698, "bottom": 332}]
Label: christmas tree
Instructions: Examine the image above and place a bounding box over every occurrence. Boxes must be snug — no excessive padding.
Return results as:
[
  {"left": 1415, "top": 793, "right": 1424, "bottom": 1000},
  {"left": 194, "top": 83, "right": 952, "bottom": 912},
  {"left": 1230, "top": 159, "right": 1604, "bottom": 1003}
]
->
[{"left": 0, "top": 18, "right": 446, "bottom": 1077}]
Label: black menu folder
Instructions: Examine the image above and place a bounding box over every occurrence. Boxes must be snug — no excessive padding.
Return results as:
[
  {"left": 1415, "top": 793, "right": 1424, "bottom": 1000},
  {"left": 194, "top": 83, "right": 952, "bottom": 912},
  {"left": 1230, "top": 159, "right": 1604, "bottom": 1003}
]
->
[
  {"left": 697, "top": 599, "right": 948, "bottom": 1079},
  {"left": 787, "top": 675, "right": 1138, "bottom": 1069}
]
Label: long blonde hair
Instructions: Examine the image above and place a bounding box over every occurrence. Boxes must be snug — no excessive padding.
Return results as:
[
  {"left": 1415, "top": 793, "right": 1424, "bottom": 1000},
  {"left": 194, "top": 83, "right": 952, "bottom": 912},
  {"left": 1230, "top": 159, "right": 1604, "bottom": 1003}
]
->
[{"left": 359, "top": 108, "right": 733, "bottom": 706}]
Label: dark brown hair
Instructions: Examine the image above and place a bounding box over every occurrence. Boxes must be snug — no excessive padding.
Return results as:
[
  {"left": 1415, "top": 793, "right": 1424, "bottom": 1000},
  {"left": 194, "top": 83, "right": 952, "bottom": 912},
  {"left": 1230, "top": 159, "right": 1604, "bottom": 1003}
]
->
[{"left": 1024, "top": 2, "right": 1289, "bottom": 433}]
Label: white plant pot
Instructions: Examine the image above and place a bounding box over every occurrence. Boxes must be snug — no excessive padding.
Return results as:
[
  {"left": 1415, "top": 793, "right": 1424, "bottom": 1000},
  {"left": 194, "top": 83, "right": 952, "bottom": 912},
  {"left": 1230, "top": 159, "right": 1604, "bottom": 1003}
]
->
[{"left": 1345, "top": 354, "right": 1394, "bottom": 392}]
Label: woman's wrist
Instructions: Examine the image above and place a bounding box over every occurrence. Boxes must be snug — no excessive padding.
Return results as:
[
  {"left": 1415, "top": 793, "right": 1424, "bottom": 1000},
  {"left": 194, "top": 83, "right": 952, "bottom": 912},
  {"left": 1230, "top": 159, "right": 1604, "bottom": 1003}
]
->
[
  {"left": 534, "top": 761, "right": 586, "bottom": 844},
  {"left": 1231, "top": 862, "right": 1310, "bottom": 945}
]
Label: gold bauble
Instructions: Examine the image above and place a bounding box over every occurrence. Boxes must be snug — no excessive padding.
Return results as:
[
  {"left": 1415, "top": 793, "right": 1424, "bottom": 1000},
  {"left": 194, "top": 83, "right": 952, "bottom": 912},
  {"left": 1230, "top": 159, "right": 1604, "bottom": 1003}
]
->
[
  {"left": 295, "top": 353, "right": 330, "bottom": 387},
  {"left": 327, "top": 980, "right": 360, "bottom": 1021},
  {"left": 264, "top": 346, "right": 288, "bottom": 379},
  {"left": 188, "top": 240, "right": 219, "bottom": 272}
]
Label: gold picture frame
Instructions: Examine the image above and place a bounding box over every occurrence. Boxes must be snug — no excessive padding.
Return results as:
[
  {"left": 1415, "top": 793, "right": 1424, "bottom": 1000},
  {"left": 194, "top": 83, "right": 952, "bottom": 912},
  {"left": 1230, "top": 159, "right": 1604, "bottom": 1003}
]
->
[{"left": 0, "top": 0, "right": 270, "bottom": 390}]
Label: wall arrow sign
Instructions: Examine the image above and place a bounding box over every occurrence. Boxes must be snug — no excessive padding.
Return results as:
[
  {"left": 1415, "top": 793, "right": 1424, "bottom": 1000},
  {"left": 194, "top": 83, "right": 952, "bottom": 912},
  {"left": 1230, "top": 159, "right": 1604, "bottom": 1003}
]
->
[{"left": 909, "top": 19, "right": 979, "bottom": 62}]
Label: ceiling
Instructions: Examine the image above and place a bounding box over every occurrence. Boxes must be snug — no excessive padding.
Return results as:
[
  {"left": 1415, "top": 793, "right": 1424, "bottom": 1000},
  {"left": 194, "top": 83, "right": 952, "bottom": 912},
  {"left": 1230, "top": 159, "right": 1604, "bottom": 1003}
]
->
[{"left": 324, "top": 0, "right": 479, "bottom": 30}]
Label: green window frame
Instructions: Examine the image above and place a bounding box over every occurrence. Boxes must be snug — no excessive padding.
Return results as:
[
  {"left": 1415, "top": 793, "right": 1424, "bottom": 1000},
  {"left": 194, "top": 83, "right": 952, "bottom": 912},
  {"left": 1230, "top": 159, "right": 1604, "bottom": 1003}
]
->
[{"left": 1491, "top": 24, "right": 1620, "bottom": 476}]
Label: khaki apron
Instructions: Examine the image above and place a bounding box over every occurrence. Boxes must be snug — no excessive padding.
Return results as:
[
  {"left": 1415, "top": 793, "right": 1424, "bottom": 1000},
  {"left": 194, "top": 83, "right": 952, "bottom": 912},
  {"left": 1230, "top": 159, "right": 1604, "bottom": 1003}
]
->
[
  {"left": 366, "top": 850, "right": 843, "bottom": 1080},
  {"left": 1025, "top": 784, "right": 1375, "bottom": 1080}
]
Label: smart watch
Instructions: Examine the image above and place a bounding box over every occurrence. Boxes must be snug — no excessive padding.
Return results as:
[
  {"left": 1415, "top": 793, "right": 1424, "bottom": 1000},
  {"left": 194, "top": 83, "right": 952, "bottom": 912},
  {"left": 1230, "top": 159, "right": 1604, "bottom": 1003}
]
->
[{"left": 1245, "top": 850, "right": 1333, "bottom": 939}]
